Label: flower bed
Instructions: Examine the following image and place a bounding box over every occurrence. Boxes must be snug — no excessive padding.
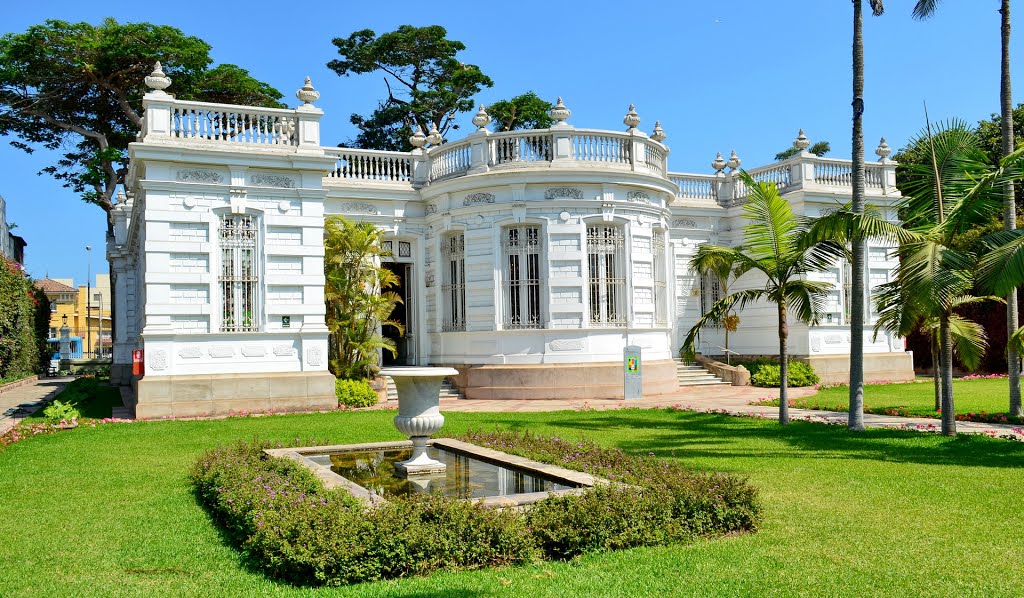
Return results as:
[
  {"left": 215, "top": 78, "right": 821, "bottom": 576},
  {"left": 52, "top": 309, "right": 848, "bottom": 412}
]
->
[
  {"left": 191, "top": 432, "right": 760, "bottom": 586},
  {"left": 750, "top": 397, "right": 1024, "bottom": 425}
]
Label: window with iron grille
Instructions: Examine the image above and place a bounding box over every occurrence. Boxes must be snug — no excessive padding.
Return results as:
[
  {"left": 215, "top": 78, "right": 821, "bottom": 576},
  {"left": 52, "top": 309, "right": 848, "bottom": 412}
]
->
[
  {"left": 441, "top": 233, "right": 466, "bottom": 331},
  {"left": 219, "top": 214, "right": 259, "bottom": 332},
  {"left": 502, "top": 225, "right": 543, "bottom": 329},
  {"left": 699, "top": 270, "right": 722, "bottom": 328},
  {"left": 652, "top": 231, "right": 668, "bottom": 326},
  {"left": 587, "top": 225, "right": 626, "bottom": 327}
]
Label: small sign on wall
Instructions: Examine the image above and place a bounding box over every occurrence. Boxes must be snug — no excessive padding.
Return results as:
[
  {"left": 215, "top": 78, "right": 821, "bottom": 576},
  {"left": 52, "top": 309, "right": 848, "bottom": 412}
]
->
[{"left": 282, "top": 316, "right": 291, "bottom": 328}]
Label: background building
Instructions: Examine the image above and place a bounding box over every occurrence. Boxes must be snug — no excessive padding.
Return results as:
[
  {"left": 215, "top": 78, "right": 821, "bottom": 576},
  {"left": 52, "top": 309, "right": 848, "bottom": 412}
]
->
[{"left": 36, "top": 275, "right": 112, "bottom": 359}]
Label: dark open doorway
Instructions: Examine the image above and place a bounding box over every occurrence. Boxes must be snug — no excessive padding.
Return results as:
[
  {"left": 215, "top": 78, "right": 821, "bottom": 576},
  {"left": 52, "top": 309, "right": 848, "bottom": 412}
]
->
[{"left": 382, "top": 262, "right": 413, "bottom": 366}]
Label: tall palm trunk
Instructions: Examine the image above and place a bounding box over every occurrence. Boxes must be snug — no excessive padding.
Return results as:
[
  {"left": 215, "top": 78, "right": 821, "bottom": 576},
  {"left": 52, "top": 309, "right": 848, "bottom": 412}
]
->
[
  {"left": 932, "top": 333, "right": 941, "bottom": 411},
  {"left": 849, "top": 0, "right": 868, "bottom": 432},
  {"left": 779, "top": 303, "right": 791, "bottom": 425},
  {"left": 1001, "top": 0, "right": 1023, "bottom": 418},
  {"left": 939, "top": 317, "right": 957, "bottom": 435}
]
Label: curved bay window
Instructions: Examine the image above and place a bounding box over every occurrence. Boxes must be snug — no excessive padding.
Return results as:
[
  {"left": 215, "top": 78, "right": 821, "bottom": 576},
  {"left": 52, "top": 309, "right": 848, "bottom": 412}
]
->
[
  {"left": 441, "top": 233, "right": 466, "bottom": 332},
  {"left": 219, "top": 214, "right": 259, "bottom": 332},
  {"left": 587, "top": 225, "right": 626, "bottom": 327},
  {"left": 502, "top": 225, "right": 543, "bottom": 329}
]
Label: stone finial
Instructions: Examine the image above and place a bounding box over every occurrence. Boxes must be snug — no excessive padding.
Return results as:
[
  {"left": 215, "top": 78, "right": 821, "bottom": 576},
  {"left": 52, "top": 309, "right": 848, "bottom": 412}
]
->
[
  {"left": 409, "top": 125, "right": 427, "bottom": 149},
  {"left": 727, "top": 150, "right": 742, "bottom": 171},
  {"left": 711, "top": 152, "right": 727, "bottom": 173},
  {"left": 875, "top": 136, "right": 892, "bottom": 160},
  {"left": 793, "top": 128, "right": 811, "bottom": 150},
  {"left": 472, "top": 104, "right": 491, "bottom": 131},
  {"left": 115, "top": 189, "right": 127, "bottom": 203},
  {"left": 426, "top": 125, "right": 443, "bottom": 146},
  {"left": 144, "top": 61, "right": 171, "bottom": 92},
  {"left": 624, "top": 104, "right": 641, "bottom": 129},
  {"left": 295, "top": 76, "right": 320, "bottom": 105},
  {"left": 549, "top": 97, "right": 571, "bottom": 125},
  {"left": 651, "top": 121, "right": 666, "bottom": 142}
]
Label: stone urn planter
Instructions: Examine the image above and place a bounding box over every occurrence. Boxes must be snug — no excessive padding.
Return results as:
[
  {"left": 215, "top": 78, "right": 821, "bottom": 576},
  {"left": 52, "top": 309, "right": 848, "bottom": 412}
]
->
[{"left": 379, "top": 367, "right": 459, "bottom": 476}]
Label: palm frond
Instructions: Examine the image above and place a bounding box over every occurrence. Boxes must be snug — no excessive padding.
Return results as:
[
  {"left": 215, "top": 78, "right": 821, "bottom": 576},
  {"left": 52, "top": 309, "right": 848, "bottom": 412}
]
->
[
  {"left": 947, "top": 314, "right": 987, "bottom": 370},
  {"left": 783, "top": 279, "right": 832, "bottom": 325},
  {"left": 681, "top": 288, "right": 770, "bottom": 357},
  {"left": 912, "top": 0, "right": 940, "bottom": 20},
  {"left": 978, "top": 229, "right": 1024, "bottom": 295}
]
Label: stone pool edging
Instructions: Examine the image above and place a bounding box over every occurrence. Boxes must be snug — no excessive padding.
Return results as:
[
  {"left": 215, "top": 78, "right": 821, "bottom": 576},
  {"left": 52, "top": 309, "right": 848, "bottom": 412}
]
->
[{"left": 264, "top": 437, "right": 616, "bottom": 509}]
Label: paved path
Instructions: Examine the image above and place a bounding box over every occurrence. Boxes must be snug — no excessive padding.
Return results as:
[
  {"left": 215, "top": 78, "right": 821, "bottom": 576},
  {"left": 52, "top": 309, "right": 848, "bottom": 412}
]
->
[
  {"left": 372, "top": 383, "right": 1024, "bottom": 439},
  {"left": 0, "top": 377, "right": 71, "bottom": 435}
]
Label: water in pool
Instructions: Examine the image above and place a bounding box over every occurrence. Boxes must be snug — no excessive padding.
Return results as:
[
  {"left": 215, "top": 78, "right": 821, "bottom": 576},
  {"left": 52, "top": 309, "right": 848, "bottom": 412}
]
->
[{"left": 315, "top": 446, "right": 576, "bottom": 499}]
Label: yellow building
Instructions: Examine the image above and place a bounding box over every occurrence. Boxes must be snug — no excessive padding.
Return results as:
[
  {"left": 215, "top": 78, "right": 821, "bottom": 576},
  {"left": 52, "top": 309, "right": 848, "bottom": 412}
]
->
[{"left": 35, "top": 276, "right": 112, "bottom": 359}]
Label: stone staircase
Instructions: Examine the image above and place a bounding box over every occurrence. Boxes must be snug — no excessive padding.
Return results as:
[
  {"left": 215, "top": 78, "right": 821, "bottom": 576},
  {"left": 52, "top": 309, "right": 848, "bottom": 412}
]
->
[
  {"left": 674, "top": 359, "right": 731, "bottom": 387},
  {"left": 382, "top": 376, "right": 463, "bottom": 401}
]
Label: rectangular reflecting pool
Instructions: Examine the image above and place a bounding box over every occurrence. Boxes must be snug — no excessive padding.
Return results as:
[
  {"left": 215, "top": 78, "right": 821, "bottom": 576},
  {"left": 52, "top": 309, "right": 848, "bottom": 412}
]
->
[
  {"left": 266, "top": 438, "right": 600, "bottom": 507},
  {"left": 311, "top": 446, "right": 575, "bottom": 499}
]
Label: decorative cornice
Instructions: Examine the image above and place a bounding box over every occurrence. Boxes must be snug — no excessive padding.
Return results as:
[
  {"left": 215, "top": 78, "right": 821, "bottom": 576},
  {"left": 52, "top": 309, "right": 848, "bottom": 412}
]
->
[
  {"left": 626, "top": 191, "right": 651, "bottom": 204},
  {"left": 672, "top": 218, "right": 699, "bottom": 229},
  {"left": 176, "top": 169, "right": 223, "bottom": 184},
  {"left": 338, "top": 202, "right": 380, "bottom": 215},
  {"left": 250, "top": 173, "right": 295, "bottom": 188},
  {"left": 463, "top": 192, "right": 495, "bottom": 206},
  {"left": 544, "top": 187, "right": 583, "bottom": 200}
]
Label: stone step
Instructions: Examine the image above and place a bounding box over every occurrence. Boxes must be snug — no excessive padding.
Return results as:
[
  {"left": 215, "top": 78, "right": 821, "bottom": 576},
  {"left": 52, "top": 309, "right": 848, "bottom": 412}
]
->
[{"left": 677, "top": 379, "right": 732, "bottom": 386}]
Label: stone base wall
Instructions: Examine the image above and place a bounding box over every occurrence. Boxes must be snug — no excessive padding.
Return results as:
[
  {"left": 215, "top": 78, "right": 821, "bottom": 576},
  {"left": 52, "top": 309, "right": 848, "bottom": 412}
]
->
[
  {"left": 131, "top": 371, "right": 336, "bottom": 419},
  {"left": 800, "top": 352, "right": 915, "bottom": 385},
  {"left": 446, "top": 360, "right": 679, "bottom": 400}
]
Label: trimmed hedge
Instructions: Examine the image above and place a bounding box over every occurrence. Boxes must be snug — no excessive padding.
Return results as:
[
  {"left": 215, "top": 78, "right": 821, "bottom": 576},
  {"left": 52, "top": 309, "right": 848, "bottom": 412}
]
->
[
  {"left": 748, "top": 361, "right": 820, "bottom": 387},
  {"left": 335, "top": 378, "right": 379, "bottom": 408},
  {"left": 192, "top": 432, "right": 760, "bottom": 586}
]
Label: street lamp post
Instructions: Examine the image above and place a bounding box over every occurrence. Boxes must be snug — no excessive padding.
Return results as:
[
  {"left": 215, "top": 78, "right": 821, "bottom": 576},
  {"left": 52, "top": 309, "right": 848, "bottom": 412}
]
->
[{"left": 86, "top": 245, "right": 92, "bottom": 359}]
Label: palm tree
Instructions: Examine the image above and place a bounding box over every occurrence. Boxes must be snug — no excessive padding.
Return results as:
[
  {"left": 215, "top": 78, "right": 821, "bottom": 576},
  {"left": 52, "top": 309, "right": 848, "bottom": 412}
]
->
[
  {"left": 681, "top": 172, "right": 845, "bottom": 425},
  {"left": 874, "top": 278, "right": 999, "bottom": 412},
  {"left": 324, "top": 216, "right": 404, "bottom": 380},
  {"left": 912, "top": 0, "right": 1022, "bottom": 418},
  {"left": 896, "top": 120, "right": 1018, "bottom": 435},
  {"left": 849, "top": 0, "right": 887, "bottom": 432}
]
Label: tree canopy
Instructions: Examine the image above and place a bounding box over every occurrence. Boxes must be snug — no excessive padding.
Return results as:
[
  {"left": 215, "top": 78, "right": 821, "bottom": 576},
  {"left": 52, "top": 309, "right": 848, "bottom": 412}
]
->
[
  {"left": 327, "top": 25, "right": 493, "bottom": 151},
  {"left": 0, "top": 18, "right": 284, "bottom": 229},
  {"left": 487, "top": 92, "right": 553, "bottom": 132}
]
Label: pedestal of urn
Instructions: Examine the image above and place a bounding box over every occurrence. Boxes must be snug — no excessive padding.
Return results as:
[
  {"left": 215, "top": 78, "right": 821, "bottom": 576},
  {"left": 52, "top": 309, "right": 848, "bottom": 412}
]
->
[{"left": 380, "top": 367, "right": 459, "bottom": 477}]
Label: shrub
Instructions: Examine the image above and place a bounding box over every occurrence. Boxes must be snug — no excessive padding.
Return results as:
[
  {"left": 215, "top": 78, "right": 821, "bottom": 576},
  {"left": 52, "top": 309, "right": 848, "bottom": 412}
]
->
[
  {"left": 192, "top": 433, "right": 759, "bottom": 586},
  {"left": 749, "top": 361, "right": 819, "bottom": 387},
  {"left": 42, "top": 400, "right": 79, "bottom": 424},
  {"left": 335, "top": 378, "right": 379, "bottom": 408},
  {"left": 192, "top": 440, "right": 536, "bottom": 585}
]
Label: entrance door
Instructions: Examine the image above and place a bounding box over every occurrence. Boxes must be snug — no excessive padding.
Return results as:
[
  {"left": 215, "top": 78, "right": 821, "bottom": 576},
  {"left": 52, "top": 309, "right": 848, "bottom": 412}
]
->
[{"left": 382, "top": 262, "right": 414, "bottom": 366}]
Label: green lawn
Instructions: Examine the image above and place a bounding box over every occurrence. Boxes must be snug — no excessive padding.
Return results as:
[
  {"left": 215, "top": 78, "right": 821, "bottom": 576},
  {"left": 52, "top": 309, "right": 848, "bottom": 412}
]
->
[
  {"left": 1, "top": 408, "right": 1022, "bottom": 597},
  {"left": 792, "top": 378, "right": 1019, "bottom": 421}
]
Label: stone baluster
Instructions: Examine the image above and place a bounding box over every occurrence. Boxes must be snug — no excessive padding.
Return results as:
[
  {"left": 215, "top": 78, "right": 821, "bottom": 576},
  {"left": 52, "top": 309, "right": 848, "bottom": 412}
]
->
[
  {"left": 408, "top": 126, "right": 429, "bottom": 189},
  {"left": 791, "top": 128, "right": 815, "bottom": 187},
  {"left": 142, "top": 62, "right": 174, "bottom": 139},
  {"left": 294, "top": 77, "right": 324, "bottom": 151},
  {"left": 467, "top": 104, "right": 492, "bottom": 174},
  {"left": 623, "top": 104, "right": 647, "bottom": 172},
  {"left": 876, "top": 136, "right": 896, "bottom": 194},
  {"left": 548, "top": 97, "right": 575, "bottom": 163},
  {"left": 711, "top": 152, "right": 732, "bottom": 206}
]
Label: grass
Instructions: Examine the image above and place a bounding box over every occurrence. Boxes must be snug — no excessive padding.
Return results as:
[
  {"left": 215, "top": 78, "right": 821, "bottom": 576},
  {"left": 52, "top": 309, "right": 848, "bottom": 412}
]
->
[
  {"left": 1, "top": 408, "right": 1023, "bottom": 596},
  {"left": 769, "top": 378, "right": 1020, "bottom": 422},
  {"left": 23, "top": 377, "right": 123, "bottom": 421}
]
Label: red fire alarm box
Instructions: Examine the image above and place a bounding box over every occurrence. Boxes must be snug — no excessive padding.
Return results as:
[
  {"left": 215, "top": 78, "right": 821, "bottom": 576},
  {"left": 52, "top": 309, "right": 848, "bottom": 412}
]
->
[{"left": 132, "top": 349, "right": 144, "bottom": 375}]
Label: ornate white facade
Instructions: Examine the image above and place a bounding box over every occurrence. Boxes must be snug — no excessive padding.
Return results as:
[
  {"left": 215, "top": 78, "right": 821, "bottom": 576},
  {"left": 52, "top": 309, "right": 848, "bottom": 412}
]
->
[{"left": 110, "top": 68, "right": 912, "bottom": 417}]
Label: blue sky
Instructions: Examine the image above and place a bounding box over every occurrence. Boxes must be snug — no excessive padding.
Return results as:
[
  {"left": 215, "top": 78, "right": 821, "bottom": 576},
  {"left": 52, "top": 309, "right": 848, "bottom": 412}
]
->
[{"left": 3, "top": 0, "right": 1018, "bottom": 284}]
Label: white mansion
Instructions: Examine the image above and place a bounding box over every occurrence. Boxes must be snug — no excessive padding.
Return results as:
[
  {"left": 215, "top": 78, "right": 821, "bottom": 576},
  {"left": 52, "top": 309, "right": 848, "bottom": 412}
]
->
[{"left": 109, "top": 66, "right": 913, "bottom": 418}]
